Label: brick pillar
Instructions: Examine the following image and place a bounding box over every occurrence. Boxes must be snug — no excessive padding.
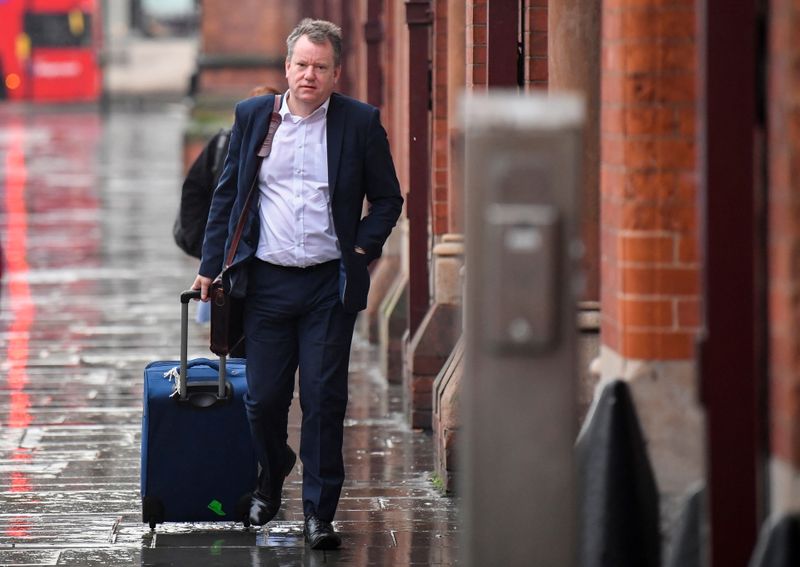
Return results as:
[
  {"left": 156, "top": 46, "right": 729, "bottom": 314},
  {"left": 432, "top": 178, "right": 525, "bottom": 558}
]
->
[
  {"left": 447, "top": 0, "right": 466, "bottom": 233},
  {"left": 403, "top": 0, "right": 450, "bottom": 430},
  {"left": 355, "top": 0, "right": 404, "bottom": 347},
  {"left": 597, "top": 0, "right": 705, "bottom": 516},
  {"left": 432, "top": 0, "right": 450, "bottom": 237},
  {"left": 375, "top": 0, "right": 411, "bottom": 384},
  {"left": 427, "top": 0, "right": 467, "bottom": 487},
  {"left": 524, "top": 0, "right": 548, "bottom": 88},
  {"left": 768, "top": 0, "right": 800, "bottom": 515},
  {"left": 466, "top": 1, "right": 487, "bottom": 88}
]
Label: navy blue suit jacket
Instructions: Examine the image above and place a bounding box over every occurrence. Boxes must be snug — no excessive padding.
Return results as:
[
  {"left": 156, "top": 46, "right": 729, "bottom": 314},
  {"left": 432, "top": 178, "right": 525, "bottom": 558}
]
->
[{"left": 199, "top": 92, "right": 403, "bottom": 313}]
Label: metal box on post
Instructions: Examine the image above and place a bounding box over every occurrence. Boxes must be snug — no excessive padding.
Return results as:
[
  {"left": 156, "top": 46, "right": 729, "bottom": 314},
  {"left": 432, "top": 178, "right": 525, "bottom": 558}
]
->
[{"left": 459, "top": 91, "right": 584, "bottom": 567}]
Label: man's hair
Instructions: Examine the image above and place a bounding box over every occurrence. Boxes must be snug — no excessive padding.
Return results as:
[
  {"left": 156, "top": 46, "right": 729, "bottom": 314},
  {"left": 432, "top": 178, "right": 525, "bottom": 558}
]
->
[{"left": 286, "top": 18, "right": 342, "bottom": 67}]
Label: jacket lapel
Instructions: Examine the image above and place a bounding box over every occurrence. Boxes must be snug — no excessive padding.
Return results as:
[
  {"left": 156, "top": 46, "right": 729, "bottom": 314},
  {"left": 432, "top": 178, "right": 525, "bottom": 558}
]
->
[
  {"left": 327, "top": 93, "right": 345, "bottom": 197},
  {"left": 244, "top": 95, "right": 276, "bottom": 195}
]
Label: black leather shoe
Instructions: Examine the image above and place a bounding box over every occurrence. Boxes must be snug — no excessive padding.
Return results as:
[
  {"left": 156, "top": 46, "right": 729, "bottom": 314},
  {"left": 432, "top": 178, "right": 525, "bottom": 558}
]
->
[
  {"left": 304, "top": 515, "right": 341, "bottom": 550},
  {"left": 249, "top": 446, "right": 297, "bottom": 526},
  {"left": 249, "top": 494, "right": 280, "bottom": 526}
]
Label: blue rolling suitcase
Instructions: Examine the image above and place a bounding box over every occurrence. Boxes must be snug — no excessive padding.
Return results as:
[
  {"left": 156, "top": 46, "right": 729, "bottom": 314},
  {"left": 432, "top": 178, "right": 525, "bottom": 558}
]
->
[{"left": 140, "top": 290, "right": 257, "bottom": 529}]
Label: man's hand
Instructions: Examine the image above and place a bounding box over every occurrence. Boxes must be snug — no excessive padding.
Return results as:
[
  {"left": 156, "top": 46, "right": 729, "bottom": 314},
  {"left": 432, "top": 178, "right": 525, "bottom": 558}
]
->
[{"left": 192, "top": 275, "right": 213, "bottom": 301}]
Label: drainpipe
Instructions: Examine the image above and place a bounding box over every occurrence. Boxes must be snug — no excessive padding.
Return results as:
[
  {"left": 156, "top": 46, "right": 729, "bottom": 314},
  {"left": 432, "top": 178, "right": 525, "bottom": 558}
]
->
[
  {"left": 364, "top": 0, "right": 383, "bottom": 108},
  {"left": 487, "top": 0, "right": 519, "bottom": 87},
  {"left": 699, "top": 0, "right": 761, "bottom": 564},
  {"left": 406, "top": 0, "right": 432, "bottom": 335}
]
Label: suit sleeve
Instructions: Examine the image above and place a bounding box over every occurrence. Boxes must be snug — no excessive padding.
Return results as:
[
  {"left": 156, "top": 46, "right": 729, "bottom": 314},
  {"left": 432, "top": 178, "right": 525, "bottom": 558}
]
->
[
  {"left": 355, "top": 108, "right": 404, "bottom": 263},
  {"left": 199, "top": 104, "right": 243, "bottom": 278}
]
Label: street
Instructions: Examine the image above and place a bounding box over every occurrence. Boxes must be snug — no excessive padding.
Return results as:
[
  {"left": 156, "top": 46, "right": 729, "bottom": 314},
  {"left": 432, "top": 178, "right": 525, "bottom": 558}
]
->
[{"left": 0, "top": 103, "right": 458, "bottom": 566}]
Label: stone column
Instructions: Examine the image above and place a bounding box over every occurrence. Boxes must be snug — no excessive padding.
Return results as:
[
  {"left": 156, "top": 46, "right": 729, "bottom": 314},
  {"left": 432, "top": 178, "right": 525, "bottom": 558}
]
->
[
  {"left": 376, "top": 0, "right": 410, "bottom": 385},
  {"left": 549, "top": 0, "right": 600, "bottom": 302}
]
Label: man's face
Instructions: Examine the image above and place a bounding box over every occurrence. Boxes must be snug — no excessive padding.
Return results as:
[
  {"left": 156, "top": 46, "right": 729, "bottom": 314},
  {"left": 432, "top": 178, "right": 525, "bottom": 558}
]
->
[{"left": 285, "top": 35, "right": 340, "bottom": 115}]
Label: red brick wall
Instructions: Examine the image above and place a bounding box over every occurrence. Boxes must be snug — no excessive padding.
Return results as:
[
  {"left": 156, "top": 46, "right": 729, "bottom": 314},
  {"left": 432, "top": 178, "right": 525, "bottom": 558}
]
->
[
  {"left": 769, "top": 0, "right": 800, "bottom": 466},
  {"left": 199, "top": 0, "right": 297, "bottom": 96},
  {"left": 524, "top": 0, "right": 548, "bottom": 88},
  {"left": 466, "top": 1, "right": 487, "bottom": 88},
  {"left": 199, "top": 68, "right": 286, "bottom": 96},
  {"left": 201, "top": 0, "right": 293, "bottom": 55},
  {"left": 600, "top": 0, "right": 700, "bottom": 359}
]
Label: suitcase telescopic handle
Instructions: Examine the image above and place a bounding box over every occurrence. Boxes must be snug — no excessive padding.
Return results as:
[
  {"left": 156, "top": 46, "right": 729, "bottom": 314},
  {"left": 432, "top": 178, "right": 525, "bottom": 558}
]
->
[{"left": 180, "top": 290, "right": 227, "bottom": 401}]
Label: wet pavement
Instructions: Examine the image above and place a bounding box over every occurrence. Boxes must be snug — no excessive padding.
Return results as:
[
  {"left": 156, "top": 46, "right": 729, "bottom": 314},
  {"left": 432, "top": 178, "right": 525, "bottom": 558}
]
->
[{"left": 0, "top": 103, "right": 459, "bottom": 566}]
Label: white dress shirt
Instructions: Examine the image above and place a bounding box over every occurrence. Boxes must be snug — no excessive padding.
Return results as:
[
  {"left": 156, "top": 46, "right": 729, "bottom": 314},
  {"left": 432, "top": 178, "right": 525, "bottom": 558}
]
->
[{"left": 255, "top": 94, "right": 340, "bottom": 267}]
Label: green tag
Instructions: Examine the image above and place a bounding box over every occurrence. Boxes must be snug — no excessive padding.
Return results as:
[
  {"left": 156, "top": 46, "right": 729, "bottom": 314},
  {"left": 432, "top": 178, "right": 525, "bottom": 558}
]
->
[{"left": 207, "top": 499, "right": 226, "bottom": 516}]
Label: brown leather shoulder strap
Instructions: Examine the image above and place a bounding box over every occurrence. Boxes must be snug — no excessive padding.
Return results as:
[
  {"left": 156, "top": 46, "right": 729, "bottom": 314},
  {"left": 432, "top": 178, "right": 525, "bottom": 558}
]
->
[{"left": 258, "top": 94, "right": 282, "bottom": 158}]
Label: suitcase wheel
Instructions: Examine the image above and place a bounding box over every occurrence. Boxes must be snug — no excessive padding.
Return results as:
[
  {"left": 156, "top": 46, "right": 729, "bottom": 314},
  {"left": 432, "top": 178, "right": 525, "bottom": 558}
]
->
[
  {"left": 143, "top": 496, "right": 165, "bottom": 530},
  {"left": 237, "top": 493, "right": 253, "bottom": 527}
]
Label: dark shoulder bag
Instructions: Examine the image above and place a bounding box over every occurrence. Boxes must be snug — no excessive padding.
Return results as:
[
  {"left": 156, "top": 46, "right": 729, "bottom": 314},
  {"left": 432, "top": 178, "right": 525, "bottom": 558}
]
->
[
  {"left": 173, "top": 129, "right": 230, "bottom": 259},
  {"left": 209, "top": 95, "right": 282, "bottom": 357}
]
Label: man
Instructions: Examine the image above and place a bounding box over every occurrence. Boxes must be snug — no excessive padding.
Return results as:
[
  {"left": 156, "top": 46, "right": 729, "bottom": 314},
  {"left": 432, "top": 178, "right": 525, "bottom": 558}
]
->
[
  {"left": 176, "top": 85, "right": 279, "bottom": 331},
  {"left": 192, "top": 19, "right": 403, "bottom": 550}
]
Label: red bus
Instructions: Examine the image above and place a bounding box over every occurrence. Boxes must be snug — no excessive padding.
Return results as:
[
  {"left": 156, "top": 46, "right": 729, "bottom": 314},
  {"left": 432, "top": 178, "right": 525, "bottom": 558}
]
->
[{"left": 0, "top": 0, "right": 101, "bottom": 102}]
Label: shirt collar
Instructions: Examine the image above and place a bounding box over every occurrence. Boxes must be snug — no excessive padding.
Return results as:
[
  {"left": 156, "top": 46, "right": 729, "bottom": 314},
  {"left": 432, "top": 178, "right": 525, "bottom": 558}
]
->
[{"left": 280, "top": 91, "right": 330, "bottom": 121}]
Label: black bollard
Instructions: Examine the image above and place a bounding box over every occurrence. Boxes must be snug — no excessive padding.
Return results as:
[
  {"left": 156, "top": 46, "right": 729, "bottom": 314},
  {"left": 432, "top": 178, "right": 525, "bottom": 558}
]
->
[
  {"left": 749, "top": 514, "right": 800, "bottom": 567},
  {"left": 576, "top": 379, "right": 661, "bottom": 567},
  {"left": 665, "top": 484, "right": 705, "bottom": 567}
]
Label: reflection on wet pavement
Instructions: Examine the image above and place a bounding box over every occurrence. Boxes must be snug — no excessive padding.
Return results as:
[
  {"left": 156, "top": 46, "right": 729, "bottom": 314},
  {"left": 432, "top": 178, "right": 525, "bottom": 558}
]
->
[{"left": 0, "top": 104, "right": 458, "bottom": 566}]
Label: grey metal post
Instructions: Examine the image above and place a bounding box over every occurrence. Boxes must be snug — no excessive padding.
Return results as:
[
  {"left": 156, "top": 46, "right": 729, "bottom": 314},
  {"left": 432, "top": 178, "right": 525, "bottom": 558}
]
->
[
  {"left": 180, "top": 299, "right": 189, "bottom": 400},
  {"left": 218, "top": 355, "right": 226, "bottom": 399},
  {"left": 460, "top": 91, "right": 584, "bottom": 567}
]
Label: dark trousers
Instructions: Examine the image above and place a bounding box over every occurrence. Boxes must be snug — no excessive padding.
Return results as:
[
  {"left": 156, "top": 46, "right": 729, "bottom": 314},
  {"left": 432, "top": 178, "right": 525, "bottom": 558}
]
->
[{"left": 243, "top": 258, "right": 357, "bottom": 522}]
